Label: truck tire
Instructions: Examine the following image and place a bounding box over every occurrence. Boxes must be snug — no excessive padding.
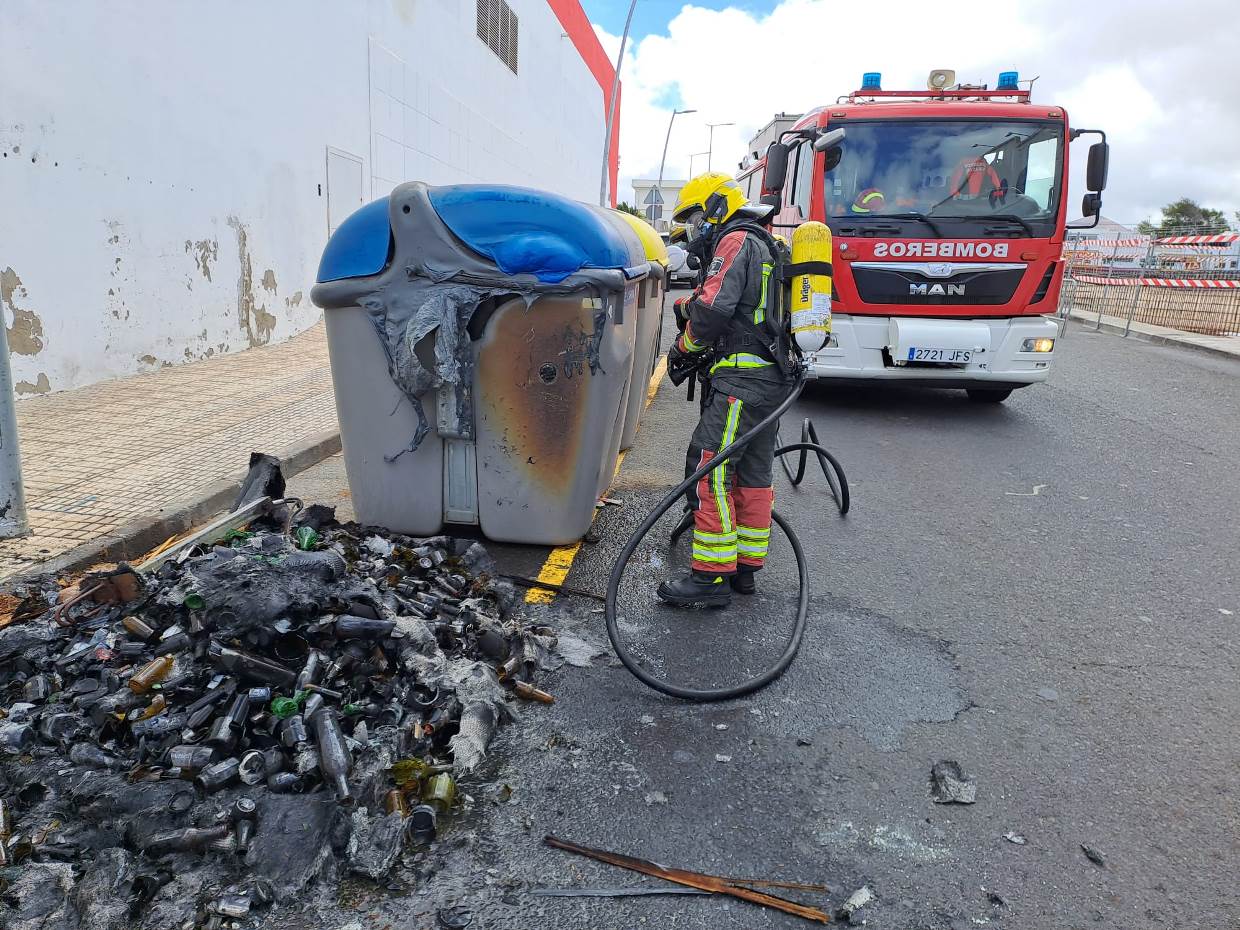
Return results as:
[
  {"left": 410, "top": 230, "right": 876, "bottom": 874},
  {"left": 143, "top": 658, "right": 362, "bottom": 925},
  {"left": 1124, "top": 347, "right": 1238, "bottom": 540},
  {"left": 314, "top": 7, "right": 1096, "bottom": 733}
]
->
[{"left": 966, "top": 388, "right": 1012, "bottom": 404}]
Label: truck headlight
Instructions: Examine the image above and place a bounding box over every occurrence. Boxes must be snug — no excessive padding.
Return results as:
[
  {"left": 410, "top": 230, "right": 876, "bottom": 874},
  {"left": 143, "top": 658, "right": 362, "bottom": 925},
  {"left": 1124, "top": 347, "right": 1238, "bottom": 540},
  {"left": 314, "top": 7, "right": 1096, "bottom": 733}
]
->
[{"left": 1021, "top": 337, "right": 1055, "bottom": 353}]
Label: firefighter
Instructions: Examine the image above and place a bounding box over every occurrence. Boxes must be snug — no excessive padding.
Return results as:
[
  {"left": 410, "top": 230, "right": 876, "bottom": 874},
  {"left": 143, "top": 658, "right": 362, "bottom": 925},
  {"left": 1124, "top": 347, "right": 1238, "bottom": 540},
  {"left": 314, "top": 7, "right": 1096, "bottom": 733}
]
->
[
  {"left": 659, "top": 173, "right": 788, "bottom": 608},
  {"left": 948, "top": 155, "right": 1003, "bottom": 201}
]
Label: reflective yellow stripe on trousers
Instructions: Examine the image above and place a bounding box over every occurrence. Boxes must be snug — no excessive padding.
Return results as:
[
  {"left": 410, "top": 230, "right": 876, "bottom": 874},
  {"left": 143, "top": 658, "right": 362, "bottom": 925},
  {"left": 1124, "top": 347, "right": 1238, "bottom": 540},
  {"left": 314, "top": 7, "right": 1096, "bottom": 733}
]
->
[{"left": 711, "top": 397, "right": 743, "bottom": 536}]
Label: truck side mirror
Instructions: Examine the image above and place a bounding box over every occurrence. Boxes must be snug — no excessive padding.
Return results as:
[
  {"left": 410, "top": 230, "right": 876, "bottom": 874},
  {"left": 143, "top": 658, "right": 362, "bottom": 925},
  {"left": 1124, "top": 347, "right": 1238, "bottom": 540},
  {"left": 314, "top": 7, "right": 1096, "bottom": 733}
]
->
[
  {"left": 1081, "top": 192, "right": 1102, "bottom": 217},
  {"left": 813, "top": 127, "right": 845, "bottom": 172},
  {"left": 812, "top": 127, "right": 846, "bottom": 153},
  {"left": 1086, "top": 141, "right": 1109, "bottom": 192},
  {"left": 763, "top": 142, "right": 790, "bottom": 194}
]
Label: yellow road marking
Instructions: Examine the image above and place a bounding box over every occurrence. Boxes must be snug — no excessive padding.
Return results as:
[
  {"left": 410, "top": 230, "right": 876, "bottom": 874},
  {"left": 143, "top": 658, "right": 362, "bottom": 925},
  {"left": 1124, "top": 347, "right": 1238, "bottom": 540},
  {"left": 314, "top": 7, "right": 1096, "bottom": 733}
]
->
[
  {"left": 525, "top": 353, "right": 669, "bottom": 604},
  {"left": 648, "top": 355, "right": 668, "bottom": 405},
  {"left": 524, "top": 541, "right": 583, "bottom": 604}
]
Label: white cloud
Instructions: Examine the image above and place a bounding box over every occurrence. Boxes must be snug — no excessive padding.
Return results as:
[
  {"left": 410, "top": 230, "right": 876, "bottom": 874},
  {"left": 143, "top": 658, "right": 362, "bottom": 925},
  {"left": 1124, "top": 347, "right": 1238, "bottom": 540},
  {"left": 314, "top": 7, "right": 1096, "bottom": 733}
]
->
[{"left": 599, "top": 0, "right": 1240, "bottom": 224}]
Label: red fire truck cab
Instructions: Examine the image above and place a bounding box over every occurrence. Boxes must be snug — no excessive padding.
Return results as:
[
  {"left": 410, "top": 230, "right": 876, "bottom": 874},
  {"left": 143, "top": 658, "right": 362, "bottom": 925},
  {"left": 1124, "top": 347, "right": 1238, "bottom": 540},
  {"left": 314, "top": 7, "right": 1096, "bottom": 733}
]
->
[{"left": 745, "top": 70, "right": 1109, "bottom": 401}]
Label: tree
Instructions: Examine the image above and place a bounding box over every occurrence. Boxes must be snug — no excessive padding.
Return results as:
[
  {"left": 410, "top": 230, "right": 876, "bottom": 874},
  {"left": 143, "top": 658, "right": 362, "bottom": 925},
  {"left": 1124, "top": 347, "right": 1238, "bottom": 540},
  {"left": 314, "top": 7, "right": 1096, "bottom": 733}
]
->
[
  {"left": 1137, "top": 198, "right": 1232, "bottom": 237},
  {"left": 615, "top": 201, "right": 643, "bottom": 217}
]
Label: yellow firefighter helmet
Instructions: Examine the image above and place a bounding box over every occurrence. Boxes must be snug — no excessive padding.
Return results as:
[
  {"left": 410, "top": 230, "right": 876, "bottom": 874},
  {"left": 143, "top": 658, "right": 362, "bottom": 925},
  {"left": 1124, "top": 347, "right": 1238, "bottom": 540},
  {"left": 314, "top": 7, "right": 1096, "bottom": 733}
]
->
[{"left": 672, "top": 173, "right": 773, "bottom": 234}]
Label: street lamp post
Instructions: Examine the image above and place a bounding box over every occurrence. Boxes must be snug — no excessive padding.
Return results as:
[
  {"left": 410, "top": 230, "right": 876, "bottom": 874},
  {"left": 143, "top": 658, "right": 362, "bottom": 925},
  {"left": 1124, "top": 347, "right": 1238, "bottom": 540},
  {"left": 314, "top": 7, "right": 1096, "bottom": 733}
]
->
[
  {"left": 654, "top": 108, "right": 695, "bottom": 229},
  {"left": 599, "top": 0, "right": 638, "bottom": 207},
  {"left": 688, "top": 150, "right": 710, "bottom": 176},
  {"left": 706, "top": 121, "right": 734, "bottom": 172}
]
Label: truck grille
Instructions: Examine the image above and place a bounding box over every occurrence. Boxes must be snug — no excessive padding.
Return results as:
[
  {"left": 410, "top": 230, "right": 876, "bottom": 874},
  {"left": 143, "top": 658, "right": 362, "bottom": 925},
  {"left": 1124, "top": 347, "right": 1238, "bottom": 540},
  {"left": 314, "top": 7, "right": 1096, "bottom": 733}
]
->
[{"left": 852, "top": 264, "right": 1024, "bottom": 306}]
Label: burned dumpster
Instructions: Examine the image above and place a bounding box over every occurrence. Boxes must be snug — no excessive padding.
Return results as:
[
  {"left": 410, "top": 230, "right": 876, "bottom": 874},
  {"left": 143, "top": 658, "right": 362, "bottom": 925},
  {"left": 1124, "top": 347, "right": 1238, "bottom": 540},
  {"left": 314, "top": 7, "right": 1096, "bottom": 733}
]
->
[
  {"left": 311, "top": 183, "right": 651, "bottom": 546},
  {"left": 611, "top": 210, "right": 669, "bottom": 454}
]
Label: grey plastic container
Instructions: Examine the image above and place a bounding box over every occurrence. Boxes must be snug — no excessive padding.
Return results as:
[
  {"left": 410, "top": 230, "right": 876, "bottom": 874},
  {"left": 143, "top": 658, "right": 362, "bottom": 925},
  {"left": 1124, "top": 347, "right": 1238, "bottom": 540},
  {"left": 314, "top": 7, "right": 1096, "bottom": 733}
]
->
[
  {"left": 475, "top": 291, "right": 635, "bottom": 541},
  {"left": 311, "top": 181, "right": 649, "bottom": 546},
  {"left": 619, "top": 267, "right": 666, "bottom": 452},
  {"left": 323, "top": 305, "right": 444, "bottom": 535}
]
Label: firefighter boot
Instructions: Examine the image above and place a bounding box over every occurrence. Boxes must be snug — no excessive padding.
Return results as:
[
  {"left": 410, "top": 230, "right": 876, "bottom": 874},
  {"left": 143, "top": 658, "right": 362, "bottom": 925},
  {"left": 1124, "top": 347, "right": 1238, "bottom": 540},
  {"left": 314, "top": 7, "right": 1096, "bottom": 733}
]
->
[
  {"left": 657, "top": 571, "right": 733, "bottom": 608},
  {"left": 730, "top": 566, "right": 757, "bottom": 595}
]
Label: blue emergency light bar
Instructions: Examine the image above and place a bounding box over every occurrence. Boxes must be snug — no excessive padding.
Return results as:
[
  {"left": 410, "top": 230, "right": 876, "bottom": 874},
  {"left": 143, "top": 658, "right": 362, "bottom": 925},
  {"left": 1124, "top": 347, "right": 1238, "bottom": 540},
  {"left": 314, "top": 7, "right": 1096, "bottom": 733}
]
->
[
  {"left": 861, "top": 72, "right": 882, "bottom": 90},
  {"left": 996, "top": 71, "right": 1019, "bottom": 90}
]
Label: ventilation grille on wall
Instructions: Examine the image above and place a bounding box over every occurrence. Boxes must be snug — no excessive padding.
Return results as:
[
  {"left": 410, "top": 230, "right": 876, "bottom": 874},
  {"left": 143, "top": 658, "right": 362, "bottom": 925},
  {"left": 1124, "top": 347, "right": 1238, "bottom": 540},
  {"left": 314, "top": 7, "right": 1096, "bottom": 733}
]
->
[{"left": 477, "top": 0, "right": 519, "bottom": 74}]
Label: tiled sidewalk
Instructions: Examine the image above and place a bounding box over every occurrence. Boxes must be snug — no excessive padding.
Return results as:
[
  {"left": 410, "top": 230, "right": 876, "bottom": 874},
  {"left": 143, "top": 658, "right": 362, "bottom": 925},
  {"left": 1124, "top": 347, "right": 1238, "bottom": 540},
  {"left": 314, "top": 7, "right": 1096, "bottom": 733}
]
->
[{"left": 1, "top": 322, "right": 338, "bottom": 581}]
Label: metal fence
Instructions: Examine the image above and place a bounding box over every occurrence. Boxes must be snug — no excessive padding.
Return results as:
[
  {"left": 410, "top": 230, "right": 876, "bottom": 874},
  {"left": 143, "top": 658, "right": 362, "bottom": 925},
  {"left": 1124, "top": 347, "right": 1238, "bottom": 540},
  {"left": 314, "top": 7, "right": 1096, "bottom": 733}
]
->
[{"left": 1057, "top": 225, "right": 1240, "bottom": 338}]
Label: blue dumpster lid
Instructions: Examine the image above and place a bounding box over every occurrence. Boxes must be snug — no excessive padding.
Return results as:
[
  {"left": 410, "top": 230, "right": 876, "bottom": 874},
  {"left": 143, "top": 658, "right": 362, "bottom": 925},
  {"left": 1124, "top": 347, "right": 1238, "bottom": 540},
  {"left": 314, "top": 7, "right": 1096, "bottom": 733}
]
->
[
  {"left": 316, "top": 198, "right": 393, "bottom": 283},
  {"left": 428, "top": 185, "right": 631, "bottom": 283}
]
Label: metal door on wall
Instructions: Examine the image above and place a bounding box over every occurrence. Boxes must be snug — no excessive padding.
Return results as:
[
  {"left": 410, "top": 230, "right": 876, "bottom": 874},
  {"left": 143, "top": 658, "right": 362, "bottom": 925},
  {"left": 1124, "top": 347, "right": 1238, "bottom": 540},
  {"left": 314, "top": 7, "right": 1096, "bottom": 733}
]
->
[{"left": 326, "top": 147, "right": 364, "bottom": 236}]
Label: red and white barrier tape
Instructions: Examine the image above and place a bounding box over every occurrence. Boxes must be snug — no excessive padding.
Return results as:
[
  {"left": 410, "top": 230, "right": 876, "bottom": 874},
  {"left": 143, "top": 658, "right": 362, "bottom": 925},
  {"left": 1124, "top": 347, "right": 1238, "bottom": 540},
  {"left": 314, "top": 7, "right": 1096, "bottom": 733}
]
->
[
  {"left": 1154, "top": 244, "right": 1234, "bottom": 253},
  {"left": 1063, "top": 250, "right": 1147, "bottom": 259},
  {"left": 1154, "top": 233, "right": 1240, "bottom": 245},
  {"left": 1066, "top": 237, "right": 1150, "bottom": 249},
  {"left": 1074, "top": 274, "right": 1240, "bottom": 288}
]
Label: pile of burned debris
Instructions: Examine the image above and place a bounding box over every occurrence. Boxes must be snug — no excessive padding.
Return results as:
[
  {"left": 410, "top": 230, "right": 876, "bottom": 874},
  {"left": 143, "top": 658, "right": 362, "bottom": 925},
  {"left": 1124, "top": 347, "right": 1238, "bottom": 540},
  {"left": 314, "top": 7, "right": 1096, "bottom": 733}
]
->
[{"left": 0, "top": 457, "right": 554, "bottom": 929}]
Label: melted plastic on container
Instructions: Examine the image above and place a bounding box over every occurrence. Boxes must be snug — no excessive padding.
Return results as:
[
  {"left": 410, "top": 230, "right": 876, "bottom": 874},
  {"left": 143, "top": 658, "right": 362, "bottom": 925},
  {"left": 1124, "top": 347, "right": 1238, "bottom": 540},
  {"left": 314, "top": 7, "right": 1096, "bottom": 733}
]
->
[{"left": 427, "top": 185, "right": 631, "bottom": 283}]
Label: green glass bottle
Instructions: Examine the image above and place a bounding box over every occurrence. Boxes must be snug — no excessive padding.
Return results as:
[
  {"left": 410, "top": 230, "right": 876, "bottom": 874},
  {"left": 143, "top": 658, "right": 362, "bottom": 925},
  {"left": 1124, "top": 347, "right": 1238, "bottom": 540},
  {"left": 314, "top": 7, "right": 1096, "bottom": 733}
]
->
[
  {"left": 390, "top": 758, "right": 430, "bottom": 788},
  {"left": 424, "top": 773, "right": 455, "bottom": 814},
  {"left": 294, "top": 526, "right": 320, "bottom": 551}
]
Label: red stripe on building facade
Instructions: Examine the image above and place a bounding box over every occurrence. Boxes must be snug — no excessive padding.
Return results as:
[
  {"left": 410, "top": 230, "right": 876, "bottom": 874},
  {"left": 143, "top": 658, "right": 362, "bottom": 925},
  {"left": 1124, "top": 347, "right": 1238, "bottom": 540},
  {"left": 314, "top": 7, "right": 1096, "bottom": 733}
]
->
[{"left": 545, "top": 0, "right": 620, "bottom": 205}]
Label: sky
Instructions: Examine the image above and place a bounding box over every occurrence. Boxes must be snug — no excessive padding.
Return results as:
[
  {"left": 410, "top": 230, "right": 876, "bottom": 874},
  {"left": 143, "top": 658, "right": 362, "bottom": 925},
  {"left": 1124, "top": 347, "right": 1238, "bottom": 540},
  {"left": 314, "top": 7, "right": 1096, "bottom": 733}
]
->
[{"left": 582, "top": 0, "right": 1240, "bottom": 227}]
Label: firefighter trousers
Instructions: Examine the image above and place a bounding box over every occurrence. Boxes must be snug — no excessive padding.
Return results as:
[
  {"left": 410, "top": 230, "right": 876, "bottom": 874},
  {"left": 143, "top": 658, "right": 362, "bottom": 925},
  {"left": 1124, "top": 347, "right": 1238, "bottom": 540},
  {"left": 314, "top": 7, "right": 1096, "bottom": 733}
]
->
[{"left": 684, "top": 381, "right": 780, "bottom": 574}]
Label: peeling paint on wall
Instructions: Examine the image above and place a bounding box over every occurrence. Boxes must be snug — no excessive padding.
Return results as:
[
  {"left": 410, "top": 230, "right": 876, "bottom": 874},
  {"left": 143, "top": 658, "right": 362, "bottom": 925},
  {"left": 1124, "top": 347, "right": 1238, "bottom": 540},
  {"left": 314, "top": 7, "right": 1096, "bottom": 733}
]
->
[
  {"left": 15, "top": 372, "right": 51, "bottom": 395},
  {"left": 5, "top": 0, "right": 603, "bottom": 395},
  {"left": 103, "top": 223, "right": 134, "bottom": 323},
  {"left": 226, "top": 217, "right": 278, "bottom": 348},
  {"left": 185, "top": 239, "right": 219, "bottom": 281},
  {"left": 1, "top": 267, "right": 46, "bottom": 355}
]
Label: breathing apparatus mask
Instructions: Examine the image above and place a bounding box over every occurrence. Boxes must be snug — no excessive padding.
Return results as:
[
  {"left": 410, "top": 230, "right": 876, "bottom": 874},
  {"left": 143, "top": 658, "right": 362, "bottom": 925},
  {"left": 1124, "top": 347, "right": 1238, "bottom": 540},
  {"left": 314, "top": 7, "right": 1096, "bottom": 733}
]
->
[
  {"left": 683, "top": 209, "right": 711, "bottom": 243},
  {"left": 683, "top": 190, "right": 733, "bottom": 243}
]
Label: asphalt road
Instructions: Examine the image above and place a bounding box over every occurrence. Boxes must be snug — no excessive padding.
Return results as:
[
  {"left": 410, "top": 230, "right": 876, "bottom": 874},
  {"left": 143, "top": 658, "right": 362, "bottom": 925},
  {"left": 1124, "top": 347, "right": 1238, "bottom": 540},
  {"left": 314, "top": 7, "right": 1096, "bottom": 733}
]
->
[{"left": 289, "top": 317, "right": 1240, "bottom": 930}]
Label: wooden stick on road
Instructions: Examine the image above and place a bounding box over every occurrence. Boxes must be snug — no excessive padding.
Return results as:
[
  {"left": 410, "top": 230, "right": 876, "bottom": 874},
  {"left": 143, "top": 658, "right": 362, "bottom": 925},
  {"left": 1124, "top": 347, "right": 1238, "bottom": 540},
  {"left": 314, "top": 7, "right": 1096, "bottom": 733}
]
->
[{"left": 543, "top": 835, "right": 831, "bottom": 923}]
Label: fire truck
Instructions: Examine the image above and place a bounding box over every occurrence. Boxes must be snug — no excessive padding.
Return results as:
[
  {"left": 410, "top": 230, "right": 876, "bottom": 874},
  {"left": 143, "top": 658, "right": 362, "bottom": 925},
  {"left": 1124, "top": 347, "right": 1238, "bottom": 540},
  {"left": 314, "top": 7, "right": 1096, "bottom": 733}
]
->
[{"left": 741, "top": 70, "right": 1109, "bottom": 402}]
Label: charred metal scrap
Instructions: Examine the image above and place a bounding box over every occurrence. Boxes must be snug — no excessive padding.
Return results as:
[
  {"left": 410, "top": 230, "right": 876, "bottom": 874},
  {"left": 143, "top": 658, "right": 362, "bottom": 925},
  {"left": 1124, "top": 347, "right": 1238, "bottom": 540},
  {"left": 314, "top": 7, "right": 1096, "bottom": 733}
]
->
[{"left": 0, "top": 462, "right": 556, "bottom": 929}]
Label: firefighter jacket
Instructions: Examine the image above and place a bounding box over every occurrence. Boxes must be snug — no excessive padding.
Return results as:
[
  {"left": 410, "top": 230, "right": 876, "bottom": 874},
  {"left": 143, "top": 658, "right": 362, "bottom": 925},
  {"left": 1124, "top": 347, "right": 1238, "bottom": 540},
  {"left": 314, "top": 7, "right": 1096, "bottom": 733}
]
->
[{"left": 675, "top": 220, "right": 786, "bottom": 386}]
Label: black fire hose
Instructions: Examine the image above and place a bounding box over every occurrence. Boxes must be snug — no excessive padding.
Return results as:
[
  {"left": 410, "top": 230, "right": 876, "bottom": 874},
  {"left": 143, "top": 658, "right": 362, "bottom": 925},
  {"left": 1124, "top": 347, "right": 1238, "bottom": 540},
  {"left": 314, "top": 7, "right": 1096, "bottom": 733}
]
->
[{"left": 604, "top": 368, "right": 848, "bottom": 702}]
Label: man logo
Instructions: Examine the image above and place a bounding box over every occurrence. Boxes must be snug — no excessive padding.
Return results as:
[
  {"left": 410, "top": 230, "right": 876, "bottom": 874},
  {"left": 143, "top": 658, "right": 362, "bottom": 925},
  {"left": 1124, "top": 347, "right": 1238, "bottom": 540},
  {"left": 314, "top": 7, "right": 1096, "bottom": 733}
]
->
[{"left": 909, "top": 283, "right": 966, "bottom": 296}]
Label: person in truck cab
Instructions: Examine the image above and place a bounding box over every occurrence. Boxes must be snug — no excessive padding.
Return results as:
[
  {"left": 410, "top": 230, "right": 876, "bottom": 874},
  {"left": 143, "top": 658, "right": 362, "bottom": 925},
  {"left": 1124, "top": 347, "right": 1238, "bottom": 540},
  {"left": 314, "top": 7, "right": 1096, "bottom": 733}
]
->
[{"left": 949, "top": 155, "right": 1003, "bottom": 201}]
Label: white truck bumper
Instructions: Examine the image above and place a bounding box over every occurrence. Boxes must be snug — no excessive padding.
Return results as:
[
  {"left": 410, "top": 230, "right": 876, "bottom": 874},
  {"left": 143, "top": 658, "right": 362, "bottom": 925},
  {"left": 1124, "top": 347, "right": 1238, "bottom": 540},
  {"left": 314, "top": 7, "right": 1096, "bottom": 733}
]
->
[{"left": 806, "top": 314, "right": 1060, "bottom": 388}]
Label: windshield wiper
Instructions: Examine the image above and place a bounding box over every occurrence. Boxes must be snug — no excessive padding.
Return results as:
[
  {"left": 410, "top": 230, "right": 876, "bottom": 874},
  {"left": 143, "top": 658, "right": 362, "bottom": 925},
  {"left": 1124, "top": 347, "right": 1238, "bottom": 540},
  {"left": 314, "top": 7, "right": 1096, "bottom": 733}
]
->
[
  {"left": 864, "top": 212, "right": 947, "bottom": 238},
  {"left": 983, "top": 214, "right": 1035, "bottom": 237}
]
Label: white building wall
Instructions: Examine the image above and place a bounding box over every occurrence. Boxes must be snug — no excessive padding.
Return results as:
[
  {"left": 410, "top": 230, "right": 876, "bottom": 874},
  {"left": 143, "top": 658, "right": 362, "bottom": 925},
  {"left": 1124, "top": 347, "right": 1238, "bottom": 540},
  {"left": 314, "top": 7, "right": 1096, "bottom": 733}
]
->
[
  {"left": 630, "top": 179, "right": 687, "bottom": 232},
  {"left": 0, "top": 0, "right": 607, "bottom": 396}
]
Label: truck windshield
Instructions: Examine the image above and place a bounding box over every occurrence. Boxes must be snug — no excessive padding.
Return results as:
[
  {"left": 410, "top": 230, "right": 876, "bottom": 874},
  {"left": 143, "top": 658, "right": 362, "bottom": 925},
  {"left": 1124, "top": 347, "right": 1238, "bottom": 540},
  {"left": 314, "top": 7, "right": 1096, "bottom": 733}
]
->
[{"left": 825, "top": 119, "right": 1064, "bottom": 237}]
